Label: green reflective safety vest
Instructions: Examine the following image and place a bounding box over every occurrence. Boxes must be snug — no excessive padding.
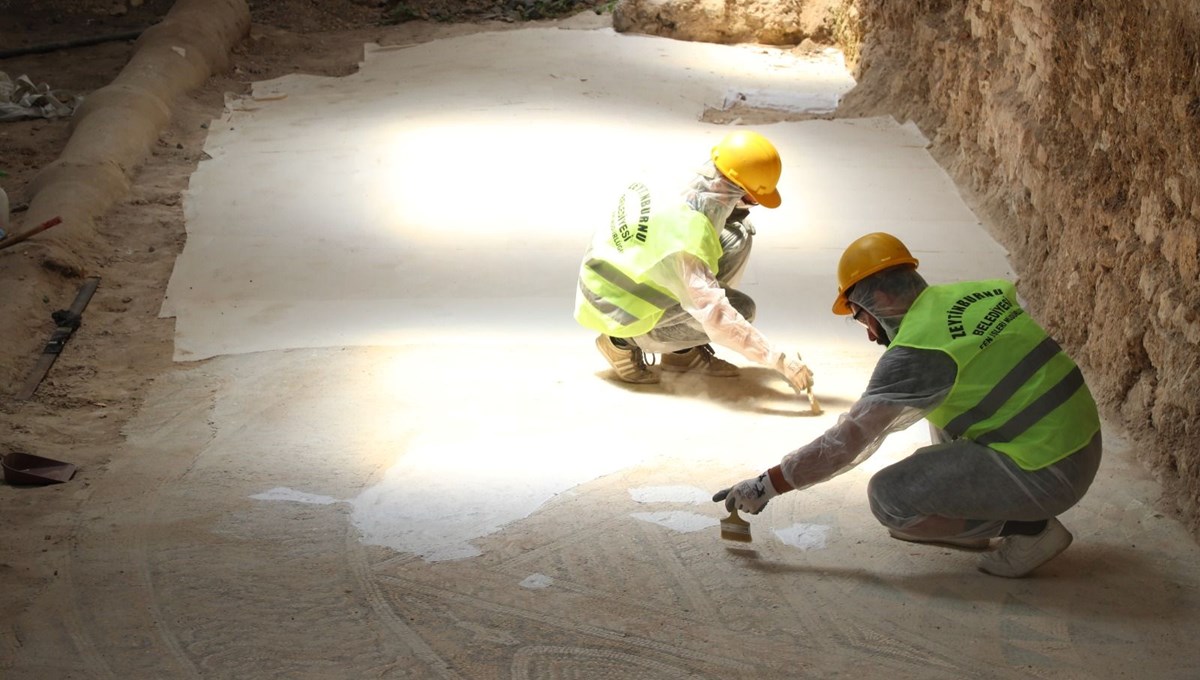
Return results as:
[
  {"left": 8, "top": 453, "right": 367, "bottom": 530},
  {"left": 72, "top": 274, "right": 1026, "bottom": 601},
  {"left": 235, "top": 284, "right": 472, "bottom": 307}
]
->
[
  {"left": 890, "top": 279, "right": 1100, "bottom": 470},
  {"left": 574, "top": 182, "right": 723, "bottom": 338}
]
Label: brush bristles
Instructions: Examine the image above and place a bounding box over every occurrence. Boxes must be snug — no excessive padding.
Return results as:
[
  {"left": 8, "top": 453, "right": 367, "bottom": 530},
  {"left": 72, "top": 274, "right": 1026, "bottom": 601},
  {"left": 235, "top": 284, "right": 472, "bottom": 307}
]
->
[
  {"left": 720, "top": 511, "right": 752, "bottom": 542},
  {"left": 721, "top": 525, "right": 753, "bottom": 542}
]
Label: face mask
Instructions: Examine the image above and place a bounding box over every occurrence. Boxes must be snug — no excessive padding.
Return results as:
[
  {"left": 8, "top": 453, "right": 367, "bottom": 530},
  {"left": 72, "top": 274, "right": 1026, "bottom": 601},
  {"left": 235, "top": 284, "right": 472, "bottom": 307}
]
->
[{"left": 727, "top": 205, "right": 751, "bottom": 226}]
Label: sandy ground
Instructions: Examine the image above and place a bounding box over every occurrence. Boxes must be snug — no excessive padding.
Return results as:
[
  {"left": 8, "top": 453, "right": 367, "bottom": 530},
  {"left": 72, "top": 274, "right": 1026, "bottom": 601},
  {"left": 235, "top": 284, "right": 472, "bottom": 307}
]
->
[{"left": 2, "top": 2, "right": 1200, "bottom": 678}]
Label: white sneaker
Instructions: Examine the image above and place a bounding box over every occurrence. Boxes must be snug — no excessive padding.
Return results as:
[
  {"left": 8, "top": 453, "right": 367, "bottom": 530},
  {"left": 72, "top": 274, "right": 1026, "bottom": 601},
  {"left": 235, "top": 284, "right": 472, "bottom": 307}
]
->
[{"left": 978, "top": 518, "right": 1073, "bottom": 578}]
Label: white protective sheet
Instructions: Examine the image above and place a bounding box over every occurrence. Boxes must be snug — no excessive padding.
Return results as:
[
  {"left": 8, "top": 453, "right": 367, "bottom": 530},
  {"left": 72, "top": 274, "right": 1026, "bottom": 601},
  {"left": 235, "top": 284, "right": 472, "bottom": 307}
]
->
[
  {"left": 164, "top": 25, "right": 1010, "bottom": 361},
  {"left": 165, "top": 24, "right": 1012, "bottom": 561}
]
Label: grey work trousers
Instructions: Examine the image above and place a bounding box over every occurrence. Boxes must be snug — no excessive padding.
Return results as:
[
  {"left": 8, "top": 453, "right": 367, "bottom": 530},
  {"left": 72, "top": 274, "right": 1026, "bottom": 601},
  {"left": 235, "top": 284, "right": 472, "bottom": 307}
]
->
[{"left": 867, "top": 427, "right": 1103, "bottom": 540}]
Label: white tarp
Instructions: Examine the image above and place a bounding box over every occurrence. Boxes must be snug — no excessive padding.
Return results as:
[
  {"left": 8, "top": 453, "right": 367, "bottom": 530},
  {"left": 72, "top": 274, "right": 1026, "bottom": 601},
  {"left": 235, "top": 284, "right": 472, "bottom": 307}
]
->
[
  {"left": 166, "top": 25, "right": 1012, "bottom": 560},
  {"left": 165, "top": 26, "right": 1009, "bottom": 362}
]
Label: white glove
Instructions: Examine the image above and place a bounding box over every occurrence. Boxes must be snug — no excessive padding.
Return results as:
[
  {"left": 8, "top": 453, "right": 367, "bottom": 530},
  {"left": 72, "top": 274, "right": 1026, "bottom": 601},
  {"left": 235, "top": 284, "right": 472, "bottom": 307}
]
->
[
  {"left": 712, "top": 466, "right": 793, "bottom": 515},
  {"left": 774, "top": 352, "right": 814, "bottom": 393}
]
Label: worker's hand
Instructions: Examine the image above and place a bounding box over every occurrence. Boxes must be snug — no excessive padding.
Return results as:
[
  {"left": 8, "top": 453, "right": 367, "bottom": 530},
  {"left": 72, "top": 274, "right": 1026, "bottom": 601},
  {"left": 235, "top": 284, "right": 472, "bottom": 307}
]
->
[
  {"left": 713, "top": 471, "right": 782, "bottom": 515},
  {"left": 775, "top": 352, "right": 814, "bottom": 393}
]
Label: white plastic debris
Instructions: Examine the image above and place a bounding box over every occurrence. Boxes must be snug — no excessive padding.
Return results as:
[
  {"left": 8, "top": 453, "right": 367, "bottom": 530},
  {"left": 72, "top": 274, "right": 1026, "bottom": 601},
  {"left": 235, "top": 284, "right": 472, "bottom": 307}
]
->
[{"left": 0, "top": 71, "right": 83, "bottom": 121}]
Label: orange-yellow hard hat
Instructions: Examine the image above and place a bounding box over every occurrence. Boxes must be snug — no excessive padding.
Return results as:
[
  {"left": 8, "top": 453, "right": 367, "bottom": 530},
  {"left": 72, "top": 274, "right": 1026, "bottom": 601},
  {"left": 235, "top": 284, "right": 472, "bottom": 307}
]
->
[
  {"left": 832, "top": 232, "right": 920, "bottom": 314},
  {"left": 711, "top": 130, "right": 782, "bottom": 209}
]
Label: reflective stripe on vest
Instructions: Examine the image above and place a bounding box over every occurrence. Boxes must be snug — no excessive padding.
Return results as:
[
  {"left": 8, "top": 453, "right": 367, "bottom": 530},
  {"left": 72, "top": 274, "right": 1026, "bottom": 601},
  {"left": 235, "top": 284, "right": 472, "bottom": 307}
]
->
[
  {"left": 942, "top": 336, "right": 1062, "bottom": 437},
  {"left": 576, "top": 258, "right": 678, "bottom": 330},
  {"left": 574, "top": 183, "right": 722, "bottom": 338},
  {"left": 584, "top": 258, "right": 677, "bottom": 310},
  {"left": 974, "top": 366, "right": 1085, "bottom": 448},
  {"left": 577, "top": 279, "right": 638, "bottom": 327},
  {"left": 891, "top": 280, "right": 1100, "bottom": 470}
]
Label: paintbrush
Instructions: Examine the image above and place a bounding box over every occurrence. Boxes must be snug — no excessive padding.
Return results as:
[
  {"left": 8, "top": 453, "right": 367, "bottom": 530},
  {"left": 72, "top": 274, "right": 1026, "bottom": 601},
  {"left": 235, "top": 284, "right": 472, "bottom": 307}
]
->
[
  {"left": 789, "top": 382, "right": 823, "bottom": 415},
  {"left": 720, "top": 508, "right": 752, "bottom": 542},
  {"left": 805, "top": 386, "right": 822, "bottom": 415}
]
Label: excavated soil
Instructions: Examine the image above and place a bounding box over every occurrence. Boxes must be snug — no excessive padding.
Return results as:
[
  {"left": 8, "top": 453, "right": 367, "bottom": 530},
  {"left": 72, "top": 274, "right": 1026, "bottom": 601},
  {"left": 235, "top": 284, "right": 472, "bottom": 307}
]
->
[{"left": 0, "top": 0, "right": 608, "bottom": 634}]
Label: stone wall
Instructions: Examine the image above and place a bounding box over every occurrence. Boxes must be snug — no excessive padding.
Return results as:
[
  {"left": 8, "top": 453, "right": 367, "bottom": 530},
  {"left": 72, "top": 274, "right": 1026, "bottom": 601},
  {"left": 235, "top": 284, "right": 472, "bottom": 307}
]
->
[
  {"left": 613, "top": 0, "right": 841, "bottom": 45},
  {"left": 837, "top": 0, "right": 1200, "bottom": 533},
  {"left": 608, "top": 0, "right": 1200, "bottom": 532}
]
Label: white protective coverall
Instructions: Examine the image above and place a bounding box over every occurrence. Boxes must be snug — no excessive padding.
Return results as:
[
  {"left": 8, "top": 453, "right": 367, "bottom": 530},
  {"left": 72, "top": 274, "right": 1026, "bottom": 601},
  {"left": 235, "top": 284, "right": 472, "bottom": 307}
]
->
[{"left": 629, "top": 161, "right": 806, "bottom": 382}]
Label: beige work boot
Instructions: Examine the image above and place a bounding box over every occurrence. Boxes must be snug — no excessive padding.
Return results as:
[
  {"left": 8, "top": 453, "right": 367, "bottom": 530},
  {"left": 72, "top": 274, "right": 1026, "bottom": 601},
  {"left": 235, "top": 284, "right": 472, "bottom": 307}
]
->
[
  {"left": 978, "top": 518, "right": 1073, "bottom": 578},
  {"left": 595, "top": 335, "right": 659, "bottom": 384},
  {"left": 889, "top": 529, "right": 992, "bottom": 552},
  {"left": 661, "top": 344, "right": 739, "bottom": 377}
]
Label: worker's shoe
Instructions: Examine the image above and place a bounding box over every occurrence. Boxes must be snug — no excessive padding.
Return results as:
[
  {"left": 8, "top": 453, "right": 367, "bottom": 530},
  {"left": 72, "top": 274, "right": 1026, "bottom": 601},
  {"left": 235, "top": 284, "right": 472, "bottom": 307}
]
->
[
  {"left": 888, "top": 530, "right": 992, "bottom": 552},
  {"left": 595, "top": 335, "right": 659, "bottom": 384},
  {"left": 978, "top": 518, "right": 1072, "bottom": 578},
  {"left": 661, "top": 344, "right": 739, "bottom": 377}
]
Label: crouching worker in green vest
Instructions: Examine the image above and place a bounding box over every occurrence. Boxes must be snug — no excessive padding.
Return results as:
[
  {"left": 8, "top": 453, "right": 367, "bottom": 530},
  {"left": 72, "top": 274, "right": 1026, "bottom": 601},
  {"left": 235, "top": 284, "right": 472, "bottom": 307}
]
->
[
  {"left": 573, "top": 130, "right": 813, "bottom": 394},
  {"left": 715, "top": 232, "right": 1102, "bottom": 577}
]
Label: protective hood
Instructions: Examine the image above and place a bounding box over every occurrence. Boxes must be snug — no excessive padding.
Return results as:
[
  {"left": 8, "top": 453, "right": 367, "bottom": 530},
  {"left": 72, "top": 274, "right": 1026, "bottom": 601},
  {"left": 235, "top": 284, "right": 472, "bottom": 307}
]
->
[
  {"left": 681, "top": 160, "right": 745, "bottom": 232},
  {"left": 846, "top": 265, "right": 927, "bottom": 344}
]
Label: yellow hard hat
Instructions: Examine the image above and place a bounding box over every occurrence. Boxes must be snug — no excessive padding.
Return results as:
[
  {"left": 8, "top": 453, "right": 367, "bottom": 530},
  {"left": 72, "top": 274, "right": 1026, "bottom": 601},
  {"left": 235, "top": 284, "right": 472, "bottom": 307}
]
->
[
  {"left": 832, "top": 232, "right": 920, "bottom": 314},
  {"left": 711, "top": 130, "right": 782, "bottom": 209}
]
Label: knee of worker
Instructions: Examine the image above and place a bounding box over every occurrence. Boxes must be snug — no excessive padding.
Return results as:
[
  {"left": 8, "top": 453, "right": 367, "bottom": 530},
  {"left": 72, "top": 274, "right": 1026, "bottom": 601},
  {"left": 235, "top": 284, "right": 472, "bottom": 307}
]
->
[
  {"left": 719, "top": 221, "right": 754, "bottom": 255},
  {"left": 867, "top": 467, "right": 922, "bottom": 530},
  {"left": 725, "top": 289, "right": 757, "bottom": 323},
  {"left": 717, "top": 224, "right": 753, "bottom": 280}
]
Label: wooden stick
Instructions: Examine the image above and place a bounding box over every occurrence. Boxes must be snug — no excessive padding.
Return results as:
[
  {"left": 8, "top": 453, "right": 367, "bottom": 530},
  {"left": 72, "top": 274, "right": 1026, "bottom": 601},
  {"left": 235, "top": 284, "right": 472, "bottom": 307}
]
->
[{"left": 0, "top": 216, "right": 63, "bottom": 252}]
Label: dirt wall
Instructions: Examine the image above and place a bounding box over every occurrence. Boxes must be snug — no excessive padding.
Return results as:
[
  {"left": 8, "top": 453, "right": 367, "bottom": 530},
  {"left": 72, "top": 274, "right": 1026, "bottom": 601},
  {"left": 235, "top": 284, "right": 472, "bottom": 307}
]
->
[
  {"left": 613, "top": 0, "right": 841, "bottom": 45},
  {"left": 837, "top": 0, "right": 1200, "bottom": 534}
]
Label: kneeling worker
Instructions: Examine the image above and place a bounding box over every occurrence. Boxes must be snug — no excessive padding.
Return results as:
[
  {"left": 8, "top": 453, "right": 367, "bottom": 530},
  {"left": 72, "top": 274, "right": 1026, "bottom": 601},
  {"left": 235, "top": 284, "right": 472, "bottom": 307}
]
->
[
  {"left": 715, "top": 232, "right": 1101, "bottom": 577},
  {"left": 574, "top": 130, "right": 813, "bottom": 394}
]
